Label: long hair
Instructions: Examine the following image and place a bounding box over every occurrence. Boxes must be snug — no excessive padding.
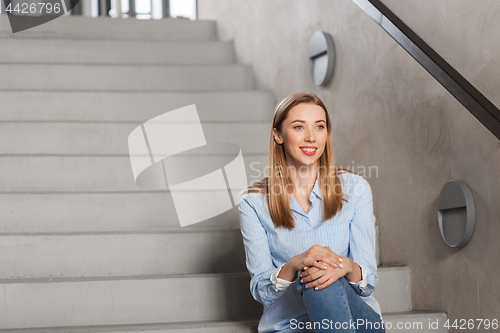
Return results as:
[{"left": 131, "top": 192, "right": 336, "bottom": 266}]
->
[{"left": 242, "top": 92, "right": 356, "bottom": 229}]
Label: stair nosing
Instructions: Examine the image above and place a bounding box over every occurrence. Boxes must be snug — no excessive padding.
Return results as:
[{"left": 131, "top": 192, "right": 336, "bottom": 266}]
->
[
  {"left": 0, "top": 266, "right": 407, "bottom": 284},
  {"left": 0, "top": 88, "right": 255, "bottom": 93},
  {"left": 0, "top": 120, "right": 271, "bottom": 124},
  {"left": 383, "top": 310, "right": 447, "bottom": 316},
  {"left": 0, "top": 272, "right": 251, "bottom": 284},
  {"left": 0, "top": 88, "right": 268, "bottom": 93},
  {"left": 0, "top": 38, "right": 231, "bottom": 45},
  {"left": 0, "top": 153, "right": 267, "bottom": 157},
  {"left": 0, "top": 62, "right": 249, "bottom": 68},
  {"left": 0, "top": 228, "right": 242, "bottom": 236},
  {"left": 0, "top": 319, "right": 259, "bottom": 333}
]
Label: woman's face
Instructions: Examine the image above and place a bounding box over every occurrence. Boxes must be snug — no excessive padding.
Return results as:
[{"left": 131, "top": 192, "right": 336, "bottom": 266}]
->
[{"left": 273, "top": 103, "right": 328, "bottom": 173}]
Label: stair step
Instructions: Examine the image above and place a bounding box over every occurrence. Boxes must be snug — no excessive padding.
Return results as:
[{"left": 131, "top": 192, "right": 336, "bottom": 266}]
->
[
  {"left": 0, "top": 192, "right": 242, "bottom": 233},
  {"left": 0, "top": 16, "right": 217, "bottom": 42},
  {"left": 0, "top": 90, "right": 275, "bottom": 122},
  {"left": 0, "top": 64, "right": 254, "bottom": 91},
  {"left": 0, "top": 320, "right": 259, "bottom": 333},
  {"left": 0, "top": 39, "right": 235, "bottom": 65},
  {"left": 0, "top": 312, "right": 450, "bottom": 333},
  {"left": 0, "top": 154, "right": 269, "bottom": 192},
  {"left": 372, "top": 266, "right": 412, "bottom": 313},
  {"left": 0, "top": 122, "right": 269, "bottom": 155},
  {"left": 0, "top": 231, "right": 247, "bottom": 278},
  {"left": 0, "top": 273, "right": 261, "bottom": 329},
  {"left": 0, "top": 267, "right": 411, "bottom": 329},
  {"left": 0, "top": 230, "right": 381, "bottom": 279}
]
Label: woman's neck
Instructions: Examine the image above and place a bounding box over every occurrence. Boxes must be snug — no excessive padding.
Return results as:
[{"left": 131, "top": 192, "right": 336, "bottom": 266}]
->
[{"left": 286, "top": 163, "right": 318, "bottom": 196}]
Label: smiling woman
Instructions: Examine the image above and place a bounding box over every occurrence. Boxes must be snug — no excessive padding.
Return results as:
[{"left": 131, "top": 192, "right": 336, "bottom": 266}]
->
[
  {"left": 272, "top": 103, "right": 328, "bottom": 215},
  {"left": 274, "top": 103, "right": 327, "bottom": 160},
  {"left": 238, "top": 92, "right": 385, "bottom": 333}
]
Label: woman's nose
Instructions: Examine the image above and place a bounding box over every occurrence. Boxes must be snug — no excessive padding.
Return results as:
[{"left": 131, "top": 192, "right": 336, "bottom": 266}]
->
[{"left": 305, "top": 131, "right": 315, "bottom": 141}]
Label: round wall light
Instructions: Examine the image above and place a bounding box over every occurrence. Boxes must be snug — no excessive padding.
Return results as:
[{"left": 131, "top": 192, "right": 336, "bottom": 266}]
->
[
  {"left": 309, "top": 31, "right": 335, "bottom": 86},
  {"left": 437, "top": 180, "right": 476, "bottom": 248}
]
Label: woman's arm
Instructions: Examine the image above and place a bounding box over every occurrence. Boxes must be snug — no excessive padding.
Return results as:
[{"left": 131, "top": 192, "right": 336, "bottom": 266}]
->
[
  {"left": 344, "top": 258, "right": 362, "bottom": 283},
  {"left": 276, "top": 259, "right": 298, "bottom": 282},
  {"left": 238, "top": 195, "right": 289, "bottom": 307},
  {"left": 347, "top": 176, "right": 379, "bottom": 296}
]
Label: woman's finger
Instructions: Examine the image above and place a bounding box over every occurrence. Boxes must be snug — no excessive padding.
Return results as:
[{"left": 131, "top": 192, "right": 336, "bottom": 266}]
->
[
  {"left": 320, "top": 250, "right": 343, "bottom": 268},
  {"left": 305, "top": 251, "right": 332, "bottom": 269},
  {"left": 314, "top": 261, "right": 329, "bottom": 270},
  {"left": 327, "top": 252, "right": 343, "bottom": 268},
  {"left": 306, "top": 272, "right": 331, "bottom": 289},
  {"left": 300, "top": 267, "right": 324, "bottom": 283},
  {"left": 317, "top": 254, "right": 339, "bottom": 269},
  {"left": 309, "top": 247, "right": 341, "bottom": 268},
  {"left": 304, "top": 245, "right": 342, "bottom": 270},
  {"left": 314, "top": 276, "right": 339, "bottom": 290},
  {"left": 304, "top": 258, "right": 329, "bottom": 271},
  {"left": 300, "top": 266, "right": 321, "bottom": 280}
]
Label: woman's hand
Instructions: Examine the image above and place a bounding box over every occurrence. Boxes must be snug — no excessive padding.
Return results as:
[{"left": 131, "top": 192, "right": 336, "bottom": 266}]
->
[
  {"left": 292, "top": 245, "right": 343, "bottom": 272},
  {"left": 299, "top": 256, "right": 353, "bottom": 290}
]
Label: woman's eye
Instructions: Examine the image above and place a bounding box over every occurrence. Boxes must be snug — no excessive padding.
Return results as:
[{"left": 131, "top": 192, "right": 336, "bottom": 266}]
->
[{"left": 294, "top": 125, "right": 324, "bottom": 130}]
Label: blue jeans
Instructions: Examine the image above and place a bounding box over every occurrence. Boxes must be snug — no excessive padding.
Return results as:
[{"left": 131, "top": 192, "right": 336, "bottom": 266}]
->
[{"left": 296, "top": 276, "right": 385, "bottom": 333}]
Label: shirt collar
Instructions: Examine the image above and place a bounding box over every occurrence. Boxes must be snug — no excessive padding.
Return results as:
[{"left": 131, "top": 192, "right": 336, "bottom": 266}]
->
[
  {"left": 289, "top": 173, "right": 321, "bottom": 218},
  {"left": 311, "top": 172, "right": 321, "bottom": 200}
]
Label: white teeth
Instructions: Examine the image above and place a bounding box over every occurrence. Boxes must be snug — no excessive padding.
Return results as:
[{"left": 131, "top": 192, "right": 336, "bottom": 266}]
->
[{"left": 301, "top": 148, "right": 316, "bottom": 152}]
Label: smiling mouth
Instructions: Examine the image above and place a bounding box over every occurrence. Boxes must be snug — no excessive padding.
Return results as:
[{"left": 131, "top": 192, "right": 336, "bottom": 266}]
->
[{"left": 300, "top": 147, "right": 317, "bottom": 154}]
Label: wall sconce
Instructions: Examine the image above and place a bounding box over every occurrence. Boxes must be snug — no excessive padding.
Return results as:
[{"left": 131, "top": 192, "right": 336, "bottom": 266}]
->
[
  {"left": 309, "top": 31, "right": 335, "bottom": 86},
  {"left": 437, "top": 180, "right": 476, "bottom": 248}
]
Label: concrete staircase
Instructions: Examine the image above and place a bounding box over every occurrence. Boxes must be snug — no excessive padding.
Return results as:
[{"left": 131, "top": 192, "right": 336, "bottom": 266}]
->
[{"left": 0, "top": 15, "right": 447, "bottom": 332}]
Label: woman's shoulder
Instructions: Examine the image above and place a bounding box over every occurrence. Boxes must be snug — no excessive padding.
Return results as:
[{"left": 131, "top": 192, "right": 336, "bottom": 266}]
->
[
  {"left": 238, "top": 177, "right": 268, "bottom": 208},
  {"left": 337, "top": 169, "right": 367, "bottom": 184},
  {"left": 336, "top": 170, "right": 371, "bottom": 198},
  {"left": 239, "top": 191, "right": 265, "bottom": 206}
]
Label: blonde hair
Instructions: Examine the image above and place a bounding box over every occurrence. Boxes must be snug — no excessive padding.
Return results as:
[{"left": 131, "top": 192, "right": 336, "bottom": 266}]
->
[{"left": 242, "top": 92, "right": 357, "bottom": 229}]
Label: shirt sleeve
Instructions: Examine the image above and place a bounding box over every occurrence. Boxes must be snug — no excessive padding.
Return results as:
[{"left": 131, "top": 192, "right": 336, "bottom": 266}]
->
[
  {"left": 347, "top": 176, "right": 379, "bottom": 297},
  {"left": 238, "top": 195, "right": 288, "bottom": 307}
]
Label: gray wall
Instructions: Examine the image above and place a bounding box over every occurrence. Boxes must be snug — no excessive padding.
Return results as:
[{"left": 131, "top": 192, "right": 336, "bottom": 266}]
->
[{"left": 198, "top": 0, "right": 500, "bottom": 327}]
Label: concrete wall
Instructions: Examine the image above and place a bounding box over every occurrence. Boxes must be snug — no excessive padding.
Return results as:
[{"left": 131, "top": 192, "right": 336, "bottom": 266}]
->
[{"left": 198, "top": 0, "right": 500, "bottom": 327}]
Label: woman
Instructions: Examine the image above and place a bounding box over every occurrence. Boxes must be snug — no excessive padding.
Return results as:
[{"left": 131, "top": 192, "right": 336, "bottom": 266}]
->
[{"left": 238, "top": 92, "right": 385, "bottom": 333}]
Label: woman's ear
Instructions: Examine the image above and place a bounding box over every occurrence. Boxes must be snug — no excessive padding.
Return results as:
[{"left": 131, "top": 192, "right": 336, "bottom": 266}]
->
[{"left": 273, "top": 128, "right": 283, "bottom": 145}]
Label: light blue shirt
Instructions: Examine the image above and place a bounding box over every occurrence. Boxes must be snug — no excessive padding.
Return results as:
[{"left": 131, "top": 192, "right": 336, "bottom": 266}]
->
[{"left": 238, "top": 171, "right": 382, "bottom": 332}]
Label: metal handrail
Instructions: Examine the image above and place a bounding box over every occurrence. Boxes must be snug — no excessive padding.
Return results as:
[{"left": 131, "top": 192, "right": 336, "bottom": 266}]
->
[{"left": 354, "top": 0, "right": 500, "bottom": 141}]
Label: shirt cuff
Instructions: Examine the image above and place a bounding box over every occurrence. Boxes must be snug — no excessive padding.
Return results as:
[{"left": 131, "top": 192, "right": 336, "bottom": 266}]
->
[
  {"left": 270, "top": 263, "right": 294, "bottom": 290},
  {"left": 348, "top": 262, "right": 368, "bottom": 288}
]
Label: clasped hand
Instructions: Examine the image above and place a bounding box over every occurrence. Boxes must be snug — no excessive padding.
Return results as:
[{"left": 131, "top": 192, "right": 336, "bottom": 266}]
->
[{"left": 293, "top": 245, "right": 351, "bottom": 290}]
